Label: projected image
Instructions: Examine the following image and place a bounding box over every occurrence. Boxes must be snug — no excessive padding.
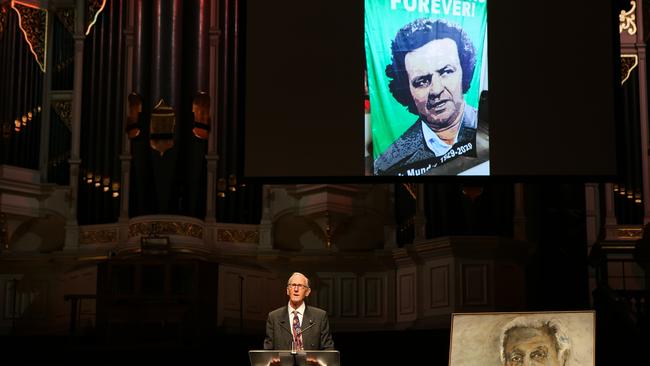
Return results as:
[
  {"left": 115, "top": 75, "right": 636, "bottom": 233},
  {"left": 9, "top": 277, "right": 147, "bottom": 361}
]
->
[{"left": 365, "top": 0, "right": 489, "bottom": 176}]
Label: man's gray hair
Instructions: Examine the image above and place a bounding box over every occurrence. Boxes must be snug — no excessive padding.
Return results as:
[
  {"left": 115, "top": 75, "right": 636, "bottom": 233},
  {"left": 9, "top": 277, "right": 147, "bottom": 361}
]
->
[
  {"left": 287, "top": 272, "right": 310, "bottom": 288},
  {"left": 499, "top": 316, "right": 571, "bottom": 365}
]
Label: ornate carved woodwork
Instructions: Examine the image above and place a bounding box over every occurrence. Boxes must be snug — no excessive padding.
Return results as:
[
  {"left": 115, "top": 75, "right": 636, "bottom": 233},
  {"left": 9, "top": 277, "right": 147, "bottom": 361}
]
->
[
  {"left": 85, "top": 0, "right": 106, "bottom": 35},
  {"left": 11, "top": 1, "right": 47, "bottom": 72},
  {"left": 52, "top": 100, "right": 72, "bottom": 130},
  {"left": 55, "top": 7, "right": 74, "bottom": 36}
]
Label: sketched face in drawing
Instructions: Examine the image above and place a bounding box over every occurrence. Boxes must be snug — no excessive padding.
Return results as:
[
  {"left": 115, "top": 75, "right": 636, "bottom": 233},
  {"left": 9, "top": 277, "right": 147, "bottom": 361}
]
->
[
  {"left": 449, "top": 312, "right": 592, "bottom": 366},
  {"left": 503, "top": 326, "right": 563, "bottom": 366}
]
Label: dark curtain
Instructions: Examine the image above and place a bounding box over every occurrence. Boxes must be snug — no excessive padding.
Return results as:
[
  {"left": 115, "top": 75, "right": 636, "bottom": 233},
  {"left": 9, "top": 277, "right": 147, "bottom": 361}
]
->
[
  {"left": 524, "top": 183, "right": 589, "bottom": 310},
  {"left": 424, "top": 182, "right": 514, "bottom": 237}
]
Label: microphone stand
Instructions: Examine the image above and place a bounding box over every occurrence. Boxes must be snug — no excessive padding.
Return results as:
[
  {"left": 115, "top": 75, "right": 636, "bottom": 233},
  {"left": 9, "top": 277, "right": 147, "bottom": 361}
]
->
[{"left": 291, "top": 341, "right": 299, "bottom": 366}]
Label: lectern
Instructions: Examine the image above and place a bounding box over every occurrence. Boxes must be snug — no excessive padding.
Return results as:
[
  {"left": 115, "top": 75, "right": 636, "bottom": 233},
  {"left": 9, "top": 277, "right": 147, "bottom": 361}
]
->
[{"left": 248, "top": 350, "right": 340, "bottom": 366}]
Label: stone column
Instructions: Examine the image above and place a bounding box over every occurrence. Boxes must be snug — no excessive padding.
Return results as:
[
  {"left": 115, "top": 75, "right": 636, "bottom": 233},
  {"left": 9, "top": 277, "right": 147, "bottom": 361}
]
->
[
  {"left": 118, "top": 0, "right": 138, "bottom": 236},
  {"left": 585, "top": 183, "right": 600, "bottom": 247},
  {"left": 38, "top": 9, "right": 54, "bottom": 183},
  {"left": 604, "top": 183, "right": 617, "bottom": 240},
  {"left": 204, "top": 0, "right": 220, "bottom": 242},
  {"left": 64, "top": 0, "right": 86, "bottom": 250},
  {"left": 413, "top": 184, "right": 427, "bottom": 243},
  {"left": 258, "top": 185, "right": 274, "bottom": 250},
  {"left": 635, "top": 2, "right": 650, "bottom": 224},
  {"left": 384, "top": 184, "right": 397, "bottom": 249}
]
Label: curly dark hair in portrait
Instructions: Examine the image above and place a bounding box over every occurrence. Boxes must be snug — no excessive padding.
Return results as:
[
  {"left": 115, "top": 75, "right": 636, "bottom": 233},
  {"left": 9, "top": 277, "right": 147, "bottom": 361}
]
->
[{"left": 385, "top": 18, "right": 477, "bottom": 115}]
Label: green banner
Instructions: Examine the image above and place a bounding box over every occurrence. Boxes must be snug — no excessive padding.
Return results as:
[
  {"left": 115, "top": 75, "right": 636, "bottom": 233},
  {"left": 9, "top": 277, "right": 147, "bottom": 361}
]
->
[{"left": 365, "top": 0, "right": 488, "bottom": 159}]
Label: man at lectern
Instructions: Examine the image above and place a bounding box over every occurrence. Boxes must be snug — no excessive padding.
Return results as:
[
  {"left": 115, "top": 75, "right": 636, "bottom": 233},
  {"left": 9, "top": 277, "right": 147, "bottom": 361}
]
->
[{"left": 264, "top": 272, "right": 335, "bottom": 351}]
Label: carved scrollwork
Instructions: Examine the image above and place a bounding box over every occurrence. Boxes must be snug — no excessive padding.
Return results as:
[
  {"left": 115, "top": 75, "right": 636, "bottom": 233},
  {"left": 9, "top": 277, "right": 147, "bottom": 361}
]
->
[
  {"left": 619, "top": 1, "right": 637, "bottom": 35},
  {"left": 216, "top": 229, "right": 259, "bottom": 244},
  {"left": 79, "top": 229, "right": 118, "bottom": 245},
  {"left": 616, "top": 228, "right": 643, "bottom": 239},
  {"left": 85, "top": 0, "right": 106, "bottom": 35},
  {"left": 11, "top": 1, "right": 47, "bottom": 72},
  {"left": 55, "top": 7, "right": 75, "bottom": 36},
  {"left": 620, "top": 54, "right": 638, "bottom": 85},
  {"left": 129, "top": 221, "right": 203, "bottom": 239},
  {"left": 52, "top": 100, "right": 72, "bottom": 130},
  {"left": 0, "top": 5, "right": 8, "bottom": 39}
]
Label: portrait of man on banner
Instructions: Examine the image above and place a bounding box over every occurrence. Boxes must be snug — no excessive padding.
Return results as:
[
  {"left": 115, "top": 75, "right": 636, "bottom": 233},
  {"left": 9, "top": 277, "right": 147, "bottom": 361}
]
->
[{"left": 365, "top": 0, "right": 489, "bottom": 176}]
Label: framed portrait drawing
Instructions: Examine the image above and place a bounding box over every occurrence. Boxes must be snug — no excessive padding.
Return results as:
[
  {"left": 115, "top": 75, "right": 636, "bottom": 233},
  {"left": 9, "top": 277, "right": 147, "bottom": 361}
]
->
[{"left": 449, "top": 311, "right": 595, "bottom": 366}]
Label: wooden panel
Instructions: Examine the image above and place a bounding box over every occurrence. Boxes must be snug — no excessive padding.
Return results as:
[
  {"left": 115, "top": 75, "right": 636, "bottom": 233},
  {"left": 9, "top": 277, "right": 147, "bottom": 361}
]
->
[
  {"left": 245, "top": 275, "right": 262, "bottom": 314},
  {"left": 461, "top": 264, "right": 489, "bottom": 306},
  {"left": 363, "top": 277, "right": 382, "bottom": 317},
  {"left": 430, "top": 265, "right": 449, "bottom": 308},
  {"left": 398, "top": 273, "right": 415, "bottom": 315},
  {"left": 262, "top": 277, "right": 283, "bottom": 315},
  {"left": 316, "top": 277, "right": 334, "bottom": 316},
  {"left": 223, "top": 271, "right": 242, "bottom": 311},
  {"left": 339, "top": 277, "right": 357, "bottom": 317}
]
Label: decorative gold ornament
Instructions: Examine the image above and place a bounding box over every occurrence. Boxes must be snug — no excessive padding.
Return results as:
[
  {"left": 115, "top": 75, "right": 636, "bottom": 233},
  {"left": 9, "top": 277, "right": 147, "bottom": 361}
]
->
[
  {"left": 79, "top": 229, "right": 118, "bottom": 245},
  {"left": 620, "top": 54, "right": 638, "bottom": 85},
  {"left": 126, "top": 92, "right": 142, "bottom": 138},
  {"left": 102, "top": 177, "right": 110, "bottom": 192},
  {"left": 0, "top": 5, "right": 8, "bottom": 39},
  {"left": 192, "top": 92, "right": 210, "bottom": 139},
  {"left": 111, "top": 182, "right": 120, "bottom": 198},
  {"left": 11, "top": 1, "right": 48, "bottom": 72},
  {"left": 217, "top": 178, "right": 226, "bottom": 198},
  {"left": 402, "top": 183, "right": 417, "bottom": 200},
  {"left": 228, "top": 174, "right": 237, "bottom": 192},
  {"left": 53, "top": 100, "right": 72, "bottom": 130},
  {"left": 616, "top": 227, "right": 643, "bottom": 239},
  {"left": 216, "top": 229, "right": 259, "bottom": 244},
  {"left": 55, "top": 7, "right": 75, "bottom": 36},
  {"left": 150, "top": 99, "right": 176, "bottom": 156},
  {"left": 85, "top": 0, "right": 106, "bottom": 36},
  {"left": 619, "top": 1, "right": 637, "bottom": 35},
  {"left": 128, "top": 221, "right": 203, "bottom": 239}
]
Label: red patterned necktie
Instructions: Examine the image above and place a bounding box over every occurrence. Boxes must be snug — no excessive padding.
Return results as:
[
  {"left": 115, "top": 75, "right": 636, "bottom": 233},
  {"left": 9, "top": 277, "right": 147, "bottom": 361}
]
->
[{"left": 292, "top": 310, "right": 303, "bottom": 351}]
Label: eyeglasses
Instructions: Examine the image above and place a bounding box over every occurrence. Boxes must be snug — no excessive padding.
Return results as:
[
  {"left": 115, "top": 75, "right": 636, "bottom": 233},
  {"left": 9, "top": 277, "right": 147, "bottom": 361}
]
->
[{"left": 287, "top": 283, "right": 309, "bottom": 290}]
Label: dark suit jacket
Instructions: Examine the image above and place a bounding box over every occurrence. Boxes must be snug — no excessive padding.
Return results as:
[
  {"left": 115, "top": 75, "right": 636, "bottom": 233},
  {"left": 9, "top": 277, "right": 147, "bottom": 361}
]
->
[
  {"left": 374, "top": 103, "right": 485, "bottom": 176},
  {"left": 263, "top": 305, "right": 335, "bottom": 350}
]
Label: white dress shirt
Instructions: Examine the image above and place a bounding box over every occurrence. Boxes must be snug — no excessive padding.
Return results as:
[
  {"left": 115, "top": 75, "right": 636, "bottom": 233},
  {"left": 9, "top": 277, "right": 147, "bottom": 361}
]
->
[{"left": 421, "top": 121, "right": 457, "bottom": 157}]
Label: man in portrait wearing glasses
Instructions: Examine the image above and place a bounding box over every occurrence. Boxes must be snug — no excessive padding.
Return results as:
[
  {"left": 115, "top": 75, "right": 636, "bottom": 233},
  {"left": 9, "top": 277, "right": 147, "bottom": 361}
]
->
[{"left": 264, "top": 272, "right": 335, "bottom": 351}]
